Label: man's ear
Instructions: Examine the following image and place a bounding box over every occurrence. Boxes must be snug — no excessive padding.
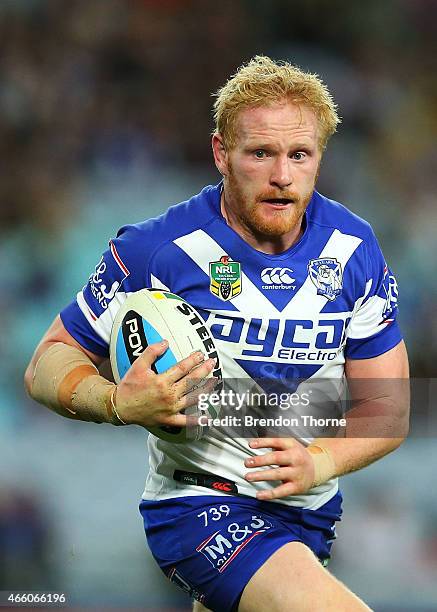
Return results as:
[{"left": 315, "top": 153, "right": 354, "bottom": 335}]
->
[{"left": 212, "top": 133, "right": 229, "bottom": 176}]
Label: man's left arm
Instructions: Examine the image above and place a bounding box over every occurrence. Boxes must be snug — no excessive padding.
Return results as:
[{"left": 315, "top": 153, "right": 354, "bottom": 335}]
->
[
  {"left": 244, "top": 341, "right": 409, "bottom": 500},
  {"left": 309, "top": 339, "right": 410, "bottom": 481}
]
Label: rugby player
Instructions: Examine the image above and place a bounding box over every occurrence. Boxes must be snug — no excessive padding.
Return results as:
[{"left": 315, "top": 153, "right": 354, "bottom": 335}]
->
[{"left": 25, "top": 56, "right": 409, "bottom": 611}]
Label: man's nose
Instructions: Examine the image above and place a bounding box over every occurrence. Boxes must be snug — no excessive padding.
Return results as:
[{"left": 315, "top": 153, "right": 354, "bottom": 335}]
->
[{"left": 270, "top": 156, "right": 293, "bottom": 188}]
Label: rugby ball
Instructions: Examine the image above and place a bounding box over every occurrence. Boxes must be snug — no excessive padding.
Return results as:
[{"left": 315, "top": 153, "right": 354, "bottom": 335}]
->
[{"left": 109, "top": 288, "right": 222, "bottom": 443}]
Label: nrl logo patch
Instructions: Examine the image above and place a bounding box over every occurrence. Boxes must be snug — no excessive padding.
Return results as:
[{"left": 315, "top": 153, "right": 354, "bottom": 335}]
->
[
  {"left": 308, "top": 257, "right": 343, "bottom": 301},
  {"left": 209, "top": 255, "right": 242, "bottom": 301}
]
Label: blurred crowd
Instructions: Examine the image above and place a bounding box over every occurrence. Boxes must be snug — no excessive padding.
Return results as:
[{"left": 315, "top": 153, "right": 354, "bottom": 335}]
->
[
  {"left": 1, "top": 0, "right": 436, "bottom": 398},
  {"left": 1, "top": 1, "right": 436, "bottom": 608}
]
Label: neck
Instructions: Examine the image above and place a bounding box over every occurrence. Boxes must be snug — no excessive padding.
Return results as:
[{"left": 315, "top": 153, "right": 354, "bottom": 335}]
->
[{"left": 220, "top": 193, "right": 304, "bottom": 255}]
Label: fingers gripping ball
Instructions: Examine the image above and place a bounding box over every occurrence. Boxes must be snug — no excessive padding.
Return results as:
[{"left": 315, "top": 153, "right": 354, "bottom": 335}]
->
[{"left": 110, "top": 289, "right": 222, "bottom": 442}]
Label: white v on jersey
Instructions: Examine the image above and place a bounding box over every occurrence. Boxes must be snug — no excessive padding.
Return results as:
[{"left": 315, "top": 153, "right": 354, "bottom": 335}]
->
[{"left": 61, "top": 183, "right": 401, "bottom": 510}]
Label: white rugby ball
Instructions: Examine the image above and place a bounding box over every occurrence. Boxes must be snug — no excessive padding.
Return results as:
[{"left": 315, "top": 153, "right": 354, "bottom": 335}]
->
[{"left": 109, "top": 288, "right": 222, "bottom": 443}]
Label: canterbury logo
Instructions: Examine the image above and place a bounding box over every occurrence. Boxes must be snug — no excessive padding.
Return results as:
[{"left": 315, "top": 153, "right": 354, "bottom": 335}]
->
[
  {"left": 261, "top": 267, "right": 295, "bottom": 285},
  {"left": 211, "top": 482, "right": 232, "bottom": 492}
]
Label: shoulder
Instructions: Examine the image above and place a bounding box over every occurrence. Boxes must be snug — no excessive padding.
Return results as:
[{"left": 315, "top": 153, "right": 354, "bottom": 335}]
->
[
  {"left": 115, "top": 183, "right": 221, "bottom": 256},
  {"left": 308, "top": 191, "right": 376, "bottom": 243}
]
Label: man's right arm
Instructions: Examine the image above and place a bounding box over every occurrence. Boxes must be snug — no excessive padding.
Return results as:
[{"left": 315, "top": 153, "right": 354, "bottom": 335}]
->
[{"left": 24, "top": 315, "right": 216, "bottom": 428}]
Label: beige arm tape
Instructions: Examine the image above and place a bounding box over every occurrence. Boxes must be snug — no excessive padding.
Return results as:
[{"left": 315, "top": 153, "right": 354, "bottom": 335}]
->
[
  {"left": 30, "top": 343, "right": 123, "bottom": 425},
  {"left": 307, "top": 443, "right": 337, "bottom": 487}
]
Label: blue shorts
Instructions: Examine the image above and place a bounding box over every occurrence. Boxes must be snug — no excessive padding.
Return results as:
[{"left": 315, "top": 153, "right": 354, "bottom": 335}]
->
[{"left": 140, "top": 492, "right": 342, "bottom": 612}]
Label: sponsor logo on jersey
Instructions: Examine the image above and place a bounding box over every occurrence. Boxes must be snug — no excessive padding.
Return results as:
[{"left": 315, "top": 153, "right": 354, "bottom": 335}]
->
[
  {"left": 308, "top": 258, "right": 343, "bottom": 301},
  {"left": 196, "top": 516, "right": 272, "bottom": 573},
  {"left": 207, "top": 313, "right": 350, "bottom": 363},
  {"left": 209, "top": 255, "right": 242, "bottom": 301},
  {"left": 261, "top": 267, "right": 296, "bottom": 290},
  {"left": 85, "top": 241, "right": 130, "bottom": 317},
  {"left": 211, "top": 481, "right": 233, "bottom": 492},
  {"left": 380, "top": 265, "right": 398, "bottom": 323}
]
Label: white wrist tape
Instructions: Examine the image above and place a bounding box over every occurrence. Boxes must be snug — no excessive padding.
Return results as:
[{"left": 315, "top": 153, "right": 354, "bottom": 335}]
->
[
  {"left": 307, "top": 444, "right": 337, "bottom": 487},
  {"left": 31, "top": 343, "right": 120, "bottom": 424}
]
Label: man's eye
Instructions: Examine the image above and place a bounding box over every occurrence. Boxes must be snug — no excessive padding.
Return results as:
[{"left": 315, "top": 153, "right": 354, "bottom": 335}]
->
[
  {"left": 292, "top": 151, "right": 306, "bottom": 161},
  {"left": 254, "top": 150, "right": 266, "bottom": 159}
]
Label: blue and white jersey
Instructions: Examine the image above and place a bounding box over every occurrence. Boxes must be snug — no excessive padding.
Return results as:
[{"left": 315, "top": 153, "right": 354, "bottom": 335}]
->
[{"left": 61, "top": 183, "right": 401, "bottom": 510}]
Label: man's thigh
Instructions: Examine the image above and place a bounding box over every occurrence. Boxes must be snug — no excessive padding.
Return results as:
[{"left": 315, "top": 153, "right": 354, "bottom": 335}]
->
[
  {"left": 238, "top": 541, "right": 371, "bottom": 612},
  {"left": 141, "top": 494, "right": 342, "bottom": 612},
  {"left": 193, "top": 541, "right": 370, "bottom": 612}
]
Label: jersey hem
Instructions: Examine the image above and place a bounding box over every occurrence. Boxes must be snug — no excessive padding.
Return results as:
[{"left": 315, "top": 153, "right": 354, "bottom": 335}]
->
[{"left": 141, "top": 478, "right": 339, "bottom": 511}]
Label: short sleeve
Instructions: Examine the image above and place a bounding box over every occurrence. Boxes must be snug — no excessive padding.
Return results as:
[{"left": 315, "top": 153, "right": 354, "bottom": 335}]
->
[
  {"left": 345, "top": 231, "right": 402, "bottom": 359},
  {"left": 60, "top": 224, "right": 148, "bottom": 357}
]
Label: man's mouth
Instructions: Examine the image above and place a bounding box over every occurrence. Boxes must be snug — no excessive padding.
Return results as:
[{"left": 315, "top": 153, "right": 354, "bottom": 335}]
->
[{"left": 261, "top": 198, "right": 295, "bottom": 206}]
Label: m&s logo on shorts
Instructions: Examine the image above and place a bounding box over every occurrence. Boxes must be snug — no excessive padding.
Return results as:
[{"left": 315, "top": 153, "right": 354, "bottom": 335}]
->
[{"left": 196, "top": 516, "right": 272, "bottom": 573}]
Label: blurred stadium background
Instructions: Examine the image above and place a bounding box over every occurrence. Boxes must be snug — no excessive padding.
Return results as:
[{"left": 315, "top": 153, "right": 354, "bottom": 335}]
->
[{"left": 1, "top": 0, "right": 436, "bottom": 610}]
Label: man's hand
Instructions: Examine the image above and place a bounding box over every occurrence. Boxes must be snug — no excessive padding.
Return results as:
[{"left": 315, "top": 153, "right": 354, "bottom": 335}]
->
[
  {"left": 244, "top": 438, "right": 315, "bottom": 500},
  {"left": 115, "top": 340, "right": 218, "bottom": 429}
]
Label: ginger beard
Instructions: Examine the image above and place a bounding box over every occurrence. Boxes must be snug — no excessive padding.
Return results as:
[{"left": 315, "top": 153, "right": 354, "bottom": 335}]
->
[{"left": 225, "top": 160, "right": 318, "bottom": 239}]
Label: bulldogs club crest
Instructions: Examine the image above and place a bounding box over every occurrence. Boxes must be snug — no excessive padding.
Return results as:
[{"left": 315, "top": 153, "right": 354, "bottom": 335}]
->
[
  {"left": 209, "top": 256, "right": 242, "bottom": 301},
  {"left": 308, "top": 257, "right": 343, "bottom": 301}
]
